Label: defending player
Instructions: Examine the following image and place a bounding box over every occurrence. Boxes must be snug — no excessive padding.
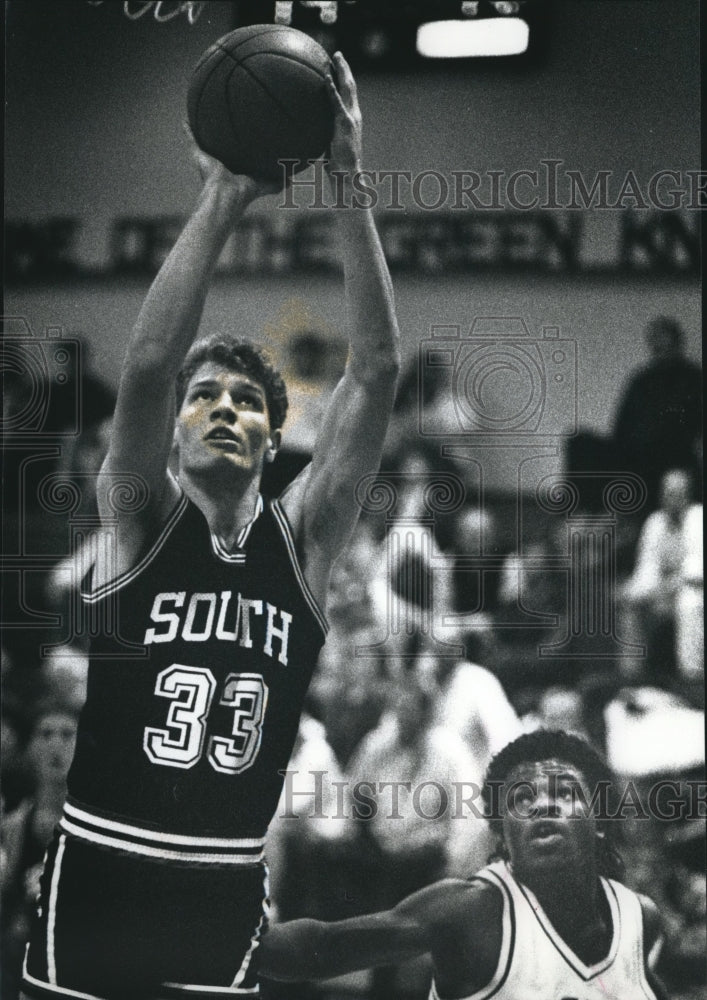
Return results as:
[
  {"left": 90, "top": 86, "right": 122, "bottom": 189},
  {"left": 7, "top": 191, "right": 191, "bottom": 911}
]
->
[
  {"left": 260, "top": 730, "right": 668, "bottom": 1000},
  {"left": 22, "top": 54, "right": 400, "bottom": 1000}
]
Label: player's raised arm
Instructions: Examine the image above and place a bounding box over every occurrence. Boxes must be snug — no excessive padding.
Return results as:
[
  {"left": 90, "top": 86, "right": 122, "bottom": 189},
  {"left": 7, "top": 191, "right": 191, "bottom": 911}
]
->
[
  {"left": 279, "top": 52, "right": 401, "bottom": 609},
  {"left": 99, "top": 153, "right": 277, "bottom": 541}
]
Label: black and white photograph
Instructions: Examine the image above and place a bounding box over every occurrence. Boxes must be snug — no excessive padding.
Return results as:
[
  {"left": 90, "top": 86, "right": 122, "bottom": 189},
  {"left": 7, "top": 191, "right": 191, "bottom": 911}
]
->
[{"left": 2, "top": 2, "right": 704, "bottom": 999}]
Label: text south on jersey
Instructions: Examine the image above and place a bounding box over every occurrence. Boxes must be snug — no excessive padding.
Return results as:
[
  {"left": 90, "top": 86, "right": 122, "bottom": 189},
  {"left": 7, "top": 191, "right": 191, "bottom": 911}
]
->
[{"left": 144, "top": 590, "right": 293, "bottom": 665}]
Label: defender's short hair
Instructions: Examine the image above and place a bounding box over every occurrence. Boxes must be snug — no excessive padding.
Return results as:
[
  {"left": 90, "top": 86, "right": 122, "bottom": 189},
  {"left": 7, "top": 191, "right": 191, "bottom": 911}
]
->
[
  {"left": 176, "top": 335, "right": 288, "bottom": 431},
  {"left": 482, "top": 729, "right": 625, "bottom": 881}
]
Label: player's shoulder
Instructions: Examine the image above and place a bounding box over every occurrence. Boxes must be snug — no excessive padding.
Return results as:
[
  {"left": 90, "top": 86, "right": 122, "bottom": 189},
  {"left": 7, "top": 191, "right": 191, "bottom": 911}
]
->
[
  {"left": 399, "top": 876, "right": 505, "bottom": 998},
  {"left": 633, "top": 891, "right": 670, "bottom": 996},
  {"left": 90, "top": 471, "right": 185, "bottom": 590},
  {"left": 609, "top": 883, "right": 664, "bottom": 961},
  {"left": 396, "top": 874, "right": 505, "bottom": 933}
]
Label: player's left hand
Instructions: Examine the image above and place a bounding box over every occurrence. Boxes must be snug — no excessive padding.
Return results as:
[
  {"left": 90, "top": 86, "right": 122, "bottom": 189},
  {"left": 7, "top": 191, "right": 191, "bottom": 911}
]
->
[{"left": 325, "top": 51, "right": 363, "bottom": 175}]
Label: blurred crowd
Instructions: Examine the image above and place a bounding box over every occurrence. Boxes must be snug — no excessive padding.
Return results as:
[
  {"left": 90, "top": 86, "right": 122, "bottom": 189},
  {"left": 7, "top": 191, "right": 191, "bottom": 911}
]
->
[{"left": 1, "top": 318, "right": 704, "bottom": 1000}]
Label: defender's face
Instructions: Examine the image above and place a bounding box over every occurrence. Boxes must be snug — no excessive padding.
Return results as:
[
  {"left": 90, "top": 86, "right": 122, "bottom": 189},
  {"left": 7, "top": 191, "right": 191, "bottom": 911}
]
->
[
  {"left": 501, "top": 759, "right": 598, "bottom": 879},
  {"left": 176, "top": 363, "right": 276, "bottom": 480}
]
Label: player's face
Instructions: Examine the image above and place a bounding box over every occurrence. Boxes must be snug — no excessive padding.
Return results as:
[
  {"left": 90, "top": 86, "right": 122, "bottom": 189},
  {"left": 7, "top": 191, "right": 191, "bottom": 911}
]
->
[
  {"left": 176, "top": 363, "right": 276, "bottom": 480},
  {"left": 501, "top": 759, "right": 598, "bottom": 879},
  {"left": 29, "top": 712, "right": 78, "bottom": 786}
]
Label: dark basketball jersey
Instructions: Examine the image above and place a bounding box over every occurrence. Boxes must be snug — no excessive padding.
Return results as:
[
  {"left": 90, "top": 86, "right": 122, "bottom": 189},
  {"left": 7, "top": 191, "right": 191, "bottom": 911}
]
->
[{"left": 63, "top": 493, "right": 327, "bottom": 863}]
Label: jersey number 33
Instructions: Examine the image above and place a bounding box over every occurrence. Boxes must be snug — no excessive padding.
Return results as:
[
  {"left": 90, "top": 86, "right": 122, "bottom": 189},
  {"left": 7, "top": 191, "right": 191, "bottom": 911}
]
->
[{"left": 143, "top": 664, "right": 268, "bottom": 774}]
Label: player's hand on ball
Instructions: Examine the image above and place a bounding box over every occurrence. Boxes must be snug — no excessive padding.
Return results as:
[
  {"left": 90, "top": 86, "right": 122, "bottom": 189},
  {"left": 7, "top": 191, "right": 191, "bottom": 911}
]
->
[
  {"left": 184, "top": 123, "right": 281, "bottom": 204},
  {"left": 326, "top": 51, "right": 363, "bottom": 176}
]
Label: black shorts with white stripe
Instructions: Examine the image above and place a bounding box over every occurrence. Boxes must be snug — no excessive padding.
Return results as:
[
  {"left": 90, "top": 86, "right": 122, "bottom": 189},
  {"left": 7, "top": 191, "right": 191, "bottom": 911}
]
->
[{"left": 22, "top": 830, "right": 269, "bottom": 1000}]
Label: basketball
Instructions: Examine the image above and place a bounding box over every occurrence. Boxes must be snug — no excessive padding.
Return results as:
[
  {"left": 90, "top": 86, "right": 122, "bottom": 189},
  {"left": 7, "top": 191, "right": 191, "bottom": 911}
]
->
[{"left": 187, "top": 24, "right": 335, "bottom": 181}]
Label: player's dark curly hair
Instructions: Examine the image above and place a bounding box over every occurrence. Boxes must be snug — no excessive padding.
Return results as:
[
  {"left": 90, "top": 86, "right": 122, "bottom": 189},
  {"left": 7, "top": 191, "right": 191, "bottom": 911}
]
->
[
  {"left": 482, "top": 729, "right": 625, "bottom": 882},
  {"left": 176, "top": 335, "right": 288, "bottom": 431}
]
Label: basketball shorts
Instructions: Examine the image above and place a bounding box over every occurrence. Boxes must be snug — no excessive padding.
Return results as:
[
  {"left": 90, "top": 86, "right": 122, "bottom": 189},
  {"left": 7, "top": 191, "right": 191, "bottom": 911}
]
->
[{"left": 22, "top": 831, "right": 269, "bottom": 1000}]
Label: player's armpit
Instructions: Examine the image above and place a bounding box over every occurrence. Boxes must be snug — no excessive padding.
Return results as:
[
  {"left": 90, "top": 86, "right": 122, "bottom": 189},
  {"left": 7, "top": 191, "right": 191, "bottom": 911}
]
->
[
  {"left": 417, "top": 878, "right": 505, "bottom": 1000},
  {"left": 639, "top": 893, "right": 664, "bottom": 969},
  {"left": 638, "top": 894, "right": 670, "bottom": 1000},
  {"left": 280, "top": 358, "right": 398, "bottom": 609},
  {"left": 258, "top": 910, "right": 428, "bottom": 982}
]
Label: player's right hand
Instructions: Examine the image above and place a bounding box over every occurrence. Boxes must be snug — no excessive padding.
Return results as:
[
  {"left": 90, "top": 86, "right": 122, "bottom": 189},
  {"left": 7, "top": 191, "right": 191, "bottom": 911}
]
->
[{"left": 183, "top": 122, "right": 282, "bottom": 202}]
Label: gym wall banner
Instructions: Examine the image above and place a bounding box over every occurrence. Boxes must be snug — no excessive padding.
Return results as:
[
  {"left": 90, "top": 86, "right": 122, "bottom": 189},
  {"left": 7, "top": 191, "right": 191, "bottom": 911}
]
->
[{"left": 5, "top": 209, "right": 699, "bottom": 282}]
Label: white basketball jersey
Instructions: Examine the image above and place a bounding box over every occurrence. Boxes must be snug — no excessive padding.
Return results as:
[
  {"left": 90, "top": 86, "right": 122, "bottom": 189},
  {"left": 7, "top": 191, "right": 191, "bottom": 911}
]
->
[{"left": 430, "top": 861, "right": 658, "bottom": 1000}]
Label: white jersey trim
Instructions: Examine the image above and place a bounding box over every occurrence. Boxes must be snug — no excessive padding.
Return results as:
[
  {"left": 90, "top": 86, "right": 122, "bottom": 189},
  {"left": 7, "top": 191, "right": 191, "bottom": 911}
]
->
[
  {"left": 61, "top": 802, "right": 265, "bottom": 864},
  {"left": 81, "top": 494, "right": 189, "bottom": 604},
  {"left": 646, "top": 931, "right": 663, "bottom": 971},
  {"left": 62, "top": 801, "right": 265, "bottom": 849},
  {"left": 59, "top": 819, "right": 264, "bottom": 865},
  {"left": 429, "top": 868, "right": 515, "bottom": 1000},
  {"left": 22, "top": 967, "right": 107, "bottom": 1000},
  {"left": 626, "top": 883, "right": 660, "bottom": 1000},
  {"left": 162, "top": 983, "right": 260, "bottom": 997},
  {"left": 209, "top": 494, "right": 263, "bottom": 564},
  {"left": 160, "top": 872, "right": 268, "bottom": 996},
  {"left": 231, "top": 886, "right": 268, "bottom": 988},
  {"left": 516, "top": 872, "right": 621, "bottom": 980},
  {"left": 271, "top": 499, "right": 329, "bottom": 636},
  {"left": 47, "top": 834, "right": 66, "bottom": 984},
  {"left": 161, "top": 986, "right": 258, "bottom": 996}
]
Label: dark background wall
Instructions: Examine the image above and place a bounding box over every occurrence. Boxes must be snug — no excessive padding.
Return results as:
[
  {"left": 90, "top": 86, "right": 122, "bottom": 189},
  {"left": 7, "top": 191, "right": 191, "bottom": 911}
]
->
[{"left": 4, "top": 0, "right": 701, "bottom": 483}]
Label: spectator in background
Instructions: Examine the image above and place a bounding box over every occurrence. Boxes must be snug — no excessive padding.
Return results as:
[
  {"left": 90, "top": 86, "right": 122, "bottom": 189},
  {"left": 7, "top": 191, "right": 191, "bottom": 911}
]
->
[
  {"left": 433, "top": 649, "right": 523, "bottom": 768},
  {"left": 496, "top": 514, "right": 567, "bottom": 651},
  {"left": 377, "top": 445, "right": 456, "bottom": 652},
  {"left": 347, "top": 657, "right": 492, "bottom": 888},
  {"left": 2, "top": 338, "right": 115, "bottom": 678},
  {"left": 1, "top": 701, "right": 26, "bottom": 817},
  {"left": 622, "top": 468, "right": 700, "bottom": 684},
  {"left": 266, "top": 710, "right": 356, "bottom": 926},
  {"left": 42, "top": 364, "right": 114, "bottom": 654},
  {"left": 312, "top": 522, "right": 389, "bottom": 768},
  {"left": 448, "top": 503, "right": 499, "bottom": 633},
  {"left": 613, "top": 316, "right": 701, "bottom": 509},
  {"left": 676, "top": 498, "right": 703, "bottom": 690},
  {"left": 1, "top": 701, "right": 79, "bottom": 1000},
  {"left": 345, "top": 658, "right": 491, "bottom": 999},
  {"left": 38, "top": 646, "right": 89, "bottom": 712},
  {"left": 519, "top": 684, "right": 589, "bottom": 742},
  {"left": 314, "top": 623, "right": 388, "bottom": 772}
]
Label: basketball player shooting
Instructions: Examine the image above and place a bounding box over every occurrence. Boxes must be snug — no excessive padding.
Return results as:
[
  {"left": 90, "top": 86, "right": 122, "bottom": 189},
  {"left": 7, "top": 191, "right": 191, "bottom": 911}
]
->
[
  {"left": 22, "top": 53, "right": 400, "bottom": 1000},
  {"left": 259, "top": 731, "right": 668, "bottom": 1000}
]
